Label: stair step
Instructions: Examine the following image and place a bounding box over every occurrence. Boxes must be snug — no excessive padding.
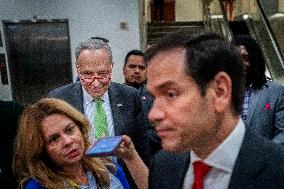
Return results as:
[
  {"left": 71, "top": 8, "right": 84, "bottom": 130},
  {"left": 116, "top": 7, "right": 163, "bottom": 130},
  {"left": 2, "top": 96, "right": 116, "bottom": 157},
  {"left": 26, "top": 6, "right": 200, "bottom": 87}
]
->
[
  {"left": 148, "top": 25, "right": 204, "bottom": 33},
  {"left": 147, "top": 21, "right": 204, "bottom": 27},
  {"left": 147, "top": 22, "right": 205, "bottom": 45}
]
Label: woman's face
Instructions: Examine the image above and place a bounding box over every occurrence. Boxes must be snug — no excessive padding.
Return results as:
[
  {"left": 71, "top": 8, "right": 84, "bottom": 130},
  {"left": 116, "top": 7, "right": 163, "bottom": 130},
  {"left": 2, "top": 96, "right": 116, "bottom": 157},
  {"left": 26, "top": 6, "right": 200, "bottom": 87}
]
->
[{"left": 41, "top": 114, "right": 85, "bottom": 168}]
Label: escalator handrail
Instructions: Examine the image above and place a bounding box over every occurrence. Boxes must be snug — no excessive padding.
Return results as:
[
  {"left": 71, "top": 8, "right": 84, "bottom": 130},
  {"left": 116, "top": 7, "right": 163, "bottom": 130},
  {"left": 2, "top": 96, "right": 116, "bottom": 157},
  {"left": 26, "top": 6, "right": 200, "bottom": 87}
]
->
[{"left": 255, "top": 0, "right": 284, "bottom": 69}]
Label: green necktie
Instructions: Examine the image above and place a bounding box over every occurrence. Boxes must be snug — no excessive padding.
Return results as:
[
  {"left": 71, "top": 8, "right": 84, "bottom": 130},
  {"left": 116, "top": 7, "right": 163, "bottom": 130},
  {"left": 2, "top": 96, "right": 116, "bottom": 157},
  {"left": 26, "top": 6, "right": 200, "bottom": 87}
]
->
[{"left": 94, "top": 98, "right": 109, "bottom": 139}]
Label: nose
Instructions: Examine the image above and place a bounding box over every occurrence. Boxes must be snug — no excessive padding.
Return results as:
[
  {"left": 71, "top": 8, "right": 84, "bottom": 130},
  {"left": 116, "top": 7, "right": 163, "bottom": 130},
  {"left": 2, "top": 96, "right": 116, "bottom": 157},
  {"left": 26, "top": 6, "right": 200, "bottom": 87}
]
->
[
  {"left": 148, "top": 102, "right": 165, "bottom": 125},
  {"left": 134, "top": 67, "right": 140, "bottom": 73},
  {"left": 91, "top": 78, "right": 101, "bottom": 87},
  {"left": 61, "top": 134, "right": 73, "bottom": 148}
]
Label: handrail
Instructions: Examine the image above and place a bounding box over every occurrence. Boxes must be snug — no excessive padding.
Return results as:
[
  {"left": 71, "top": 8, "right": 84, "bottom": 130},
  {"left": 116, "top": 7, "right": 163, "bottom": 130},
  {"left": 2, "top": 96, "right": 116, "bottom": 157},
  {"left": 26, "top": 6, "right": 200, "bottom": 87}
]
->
[
  {"left": 255, "top": 0, "right": 284, "bottom": 69},
  {"left": 217, "top": 0, "right": 233, "bottom": 41}
]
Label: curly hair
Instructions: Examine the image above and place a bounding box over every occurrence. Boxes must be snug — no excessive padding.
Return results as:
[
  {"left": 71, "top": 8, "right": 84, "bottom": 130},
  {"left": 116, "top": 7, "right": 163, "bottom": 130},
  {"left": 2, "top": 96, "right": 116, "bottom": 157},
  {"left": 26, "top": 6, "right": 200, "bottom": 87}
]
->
[
  {"left": 13, "top": 98, "right": 113, "bottom": 189},
  {"left": 232, "top": 35, "right": 267, "bottom": 90}
]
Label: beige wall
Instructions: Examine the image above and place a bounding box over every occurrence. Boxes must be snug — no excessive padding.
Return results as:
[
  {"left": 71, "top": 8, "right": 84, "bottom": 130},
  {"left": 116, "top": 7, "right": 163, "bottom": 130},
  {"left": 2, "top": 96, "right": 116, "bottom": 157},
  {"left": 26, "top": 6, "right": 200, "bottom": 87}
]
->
[
  {"left": 175, "top": 0, "right": 202, "bottom": 21},
  {"left": 279, "top": 0, "right": 284, "bottom": 12}
]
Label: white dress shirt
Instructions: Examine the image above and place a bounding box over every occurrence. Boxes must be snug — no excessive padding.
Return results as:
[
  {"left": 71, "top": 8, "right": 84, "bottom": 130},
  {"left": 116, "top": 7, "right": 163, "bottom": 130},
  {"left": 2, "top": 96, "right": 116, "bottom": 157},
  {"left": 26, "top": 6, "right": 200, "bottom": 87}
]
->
[
  {"left": 82, "top": 87, "right": 115, "bottom": 144},
  {"left": 183, "top": 119, "right": 246, "bottom": 189}
]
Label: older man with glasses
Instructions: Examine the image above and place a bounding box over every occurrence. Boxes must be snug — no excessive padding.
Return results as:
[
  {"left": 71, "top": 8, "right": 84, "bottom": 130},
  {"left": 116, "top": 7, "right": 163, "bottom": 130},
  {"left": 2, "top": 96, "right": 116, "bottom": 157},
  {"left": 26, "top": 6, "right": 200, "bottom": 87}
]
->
[{"left": 48, "top": 37, "right": 149, "bottom": 189}]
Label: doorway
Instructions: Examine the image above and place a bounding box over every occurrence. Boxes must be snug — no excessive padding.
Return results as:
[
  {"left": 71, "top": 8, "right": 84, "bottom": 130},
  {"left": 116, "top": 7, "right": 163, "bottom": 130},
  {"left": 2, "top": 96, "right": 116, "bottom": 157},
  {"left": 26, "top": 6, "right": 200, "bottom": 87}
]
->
[{"left": 3, "top": 20, "right": 72, "bottom": 105}]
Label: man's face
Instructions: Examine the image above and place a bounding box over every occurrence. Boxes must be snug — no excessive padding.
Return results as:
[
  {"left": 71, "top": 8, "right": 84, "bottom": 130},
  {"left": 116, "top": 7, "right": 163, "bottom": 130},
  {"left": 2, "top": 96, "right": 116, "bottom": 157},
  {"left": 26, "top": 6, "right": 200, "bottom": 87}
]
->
[
  {"left": 123, "top": 55, "right": 146, "bottom": 86},
  {"left": 147, "top": 48, "right": 218, "bottom": 153},
  {"left": 76, "top": 48, "right": 112, "bottom": 98},
  {"left": 237, "top": 45, "right": 250, "bottom": 75},
  {"left": 237, "top": 45, "right": 253, "bottom": 86}
]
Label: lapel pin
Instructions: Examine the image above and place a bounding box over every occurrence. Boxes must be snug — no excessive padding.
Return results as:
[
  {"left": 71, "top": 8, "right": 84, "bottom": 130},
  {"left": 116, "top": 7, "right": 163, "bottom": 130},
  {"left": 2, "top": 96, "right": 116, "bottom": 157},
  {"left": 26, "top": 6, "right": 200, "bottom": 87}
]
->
[
  {"left": 117, "top": 103, "right": 123, "bottom": 107},
  {"left": 264, "top": 103, "right": 271, "bottom": 111}
]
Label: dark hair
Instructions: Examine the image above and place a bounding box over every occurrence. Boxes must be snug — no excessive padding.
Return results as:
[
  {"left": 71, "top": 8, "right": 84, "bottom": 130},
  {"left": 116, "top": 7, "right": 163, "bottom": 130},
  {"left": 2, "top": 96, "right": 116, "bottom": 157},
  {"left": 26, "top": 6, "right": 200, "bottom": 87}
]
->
[
  {"left": 232, "top": 35, "right": 267, "bottom": 90},
  {"left": 145, "top": 32, "right": 245, "bottom": 115},
  {"left": 91, "top": 37, "right": 109, "bottom": 43},
  {"left": 124, "top": 50, "right": 145, "bottom": 67}
]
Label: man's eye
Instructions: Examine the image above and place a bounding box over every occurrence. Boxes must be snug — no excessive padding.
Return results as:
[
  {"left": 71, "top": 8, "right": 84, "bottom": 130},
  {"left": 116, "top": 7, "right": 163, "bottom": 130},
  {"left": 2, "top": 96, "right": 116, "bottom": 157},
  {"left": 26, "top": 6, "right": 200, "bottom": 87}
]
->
[
  {"left": 98, "top": 72, "right": 108, "bottom": 77},
  {"left": 81, "top": 71, "right": 92, "bottom": 76},
  {"left": 138, "top": 66, "right": 146, "bottom": 70},
  {"left": 128, "top": 65, "right": 136, "bottom": 69},
  {"left": 167, "top": 91, "right": 177, "bottom": 98}
]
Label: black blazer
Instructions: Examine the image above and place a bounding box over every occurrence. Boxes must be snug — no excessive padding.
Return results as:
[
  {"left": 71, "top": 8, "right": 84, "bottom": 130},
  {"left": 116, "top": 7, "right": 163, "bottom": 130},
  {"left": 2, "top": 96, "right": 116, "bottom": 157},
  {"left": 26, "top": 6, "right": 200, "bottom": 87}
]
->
[{"left": 149, "top": 129, "right": 284, "bottom": 189}]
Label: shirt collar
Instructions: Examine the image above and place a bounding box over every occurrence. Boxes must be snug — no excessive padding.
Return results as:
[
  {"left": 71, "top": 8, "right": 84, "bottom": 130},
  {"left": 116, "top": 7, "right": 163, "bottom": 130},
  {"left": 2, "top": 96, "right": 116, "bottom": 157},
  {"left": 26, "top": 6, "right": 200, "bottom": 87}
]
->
[
  {"left": 82, "top": 86, "right": 109, "bottom": 104},
  {"left": 191, "top": 118, "right": 246, "bottom": 173}
]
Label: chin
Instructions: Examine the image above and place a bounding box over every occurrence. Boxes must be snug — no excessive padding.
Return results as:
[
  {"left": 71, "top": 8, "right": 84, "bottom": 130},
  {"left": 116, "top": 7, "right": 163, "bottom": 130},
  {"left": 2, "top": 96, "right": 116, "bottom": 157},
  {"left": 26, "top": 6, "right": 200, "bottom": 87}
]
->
[{"left": 162, "top": 141, "right": 190, "bottom": 153}]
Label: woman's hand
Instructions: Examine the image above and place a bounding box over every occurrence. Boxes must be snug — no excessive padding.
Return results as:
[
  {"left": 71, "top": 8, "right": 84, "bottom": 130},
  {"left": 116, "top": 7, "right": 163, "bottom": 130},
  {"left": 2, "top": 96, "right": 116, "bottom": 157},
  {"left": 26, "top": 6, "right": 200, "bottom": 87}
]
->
[{"left": 114, "top": 135, "right": 136, "bottom": 161}]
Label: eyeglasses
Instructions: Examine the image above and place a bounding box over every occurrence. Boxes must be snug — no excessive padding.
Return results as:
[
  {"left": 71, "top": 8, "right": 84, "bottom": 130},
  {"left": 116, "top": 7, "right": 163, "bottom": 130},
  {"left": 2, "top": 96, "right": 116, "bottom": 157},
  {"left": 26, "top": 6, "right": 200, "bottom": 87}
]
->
[{"left": 79, "top": 72, "right": 111, "bottom": 83}]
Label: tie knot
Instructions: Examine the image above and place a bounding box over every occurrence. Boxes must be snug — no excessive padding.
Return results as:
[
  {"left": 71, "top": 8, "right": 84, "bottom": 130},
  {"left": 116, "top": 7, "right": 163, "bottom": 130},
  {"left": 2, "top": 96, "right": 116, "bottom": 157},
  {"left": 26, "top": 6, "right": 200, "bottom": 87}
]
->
[
  {"left": 193, "top": 161, "right": 211, "bottom": 181},
  {"left": 95, "top": 97, "right": 103, "bottom": 102}
]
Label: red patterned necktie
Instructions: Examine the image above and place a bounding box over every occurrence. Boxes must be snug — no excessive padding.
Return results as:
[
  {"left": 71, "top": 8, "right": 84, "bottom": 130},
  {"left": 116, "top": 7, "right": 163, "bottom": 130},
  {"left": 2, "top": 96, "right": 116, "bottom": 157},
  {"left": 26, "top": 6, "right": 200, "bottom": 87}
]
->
[{"left": 191, "top": 161, "right": 211, "bottom": 189}]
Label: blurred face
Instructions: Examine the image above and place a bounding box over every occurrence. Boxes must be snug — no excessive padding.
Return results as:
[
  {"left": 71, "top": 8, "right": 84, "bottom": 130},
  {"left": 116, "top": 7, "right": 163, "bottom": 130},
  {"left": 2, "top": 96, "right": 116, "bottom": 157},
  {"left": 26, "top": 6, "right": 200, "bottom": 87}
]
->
[
  {"left": 42, "top": 114, "right": 85, "bottom": 168},
  {"left": 77, "top": 48, "right": 112, "bottom": 98},
  {"left": 237, "top": 45, "right": 253, "bottom": 86},
  {"left": 147, "top": 48, "right": 218, "bottom": 153},
  {"left": 123, "top": 55, "right": 146, "bottom": 86},
  {"left": 237, "top": 45, "right": 250, "bottom": 75}
]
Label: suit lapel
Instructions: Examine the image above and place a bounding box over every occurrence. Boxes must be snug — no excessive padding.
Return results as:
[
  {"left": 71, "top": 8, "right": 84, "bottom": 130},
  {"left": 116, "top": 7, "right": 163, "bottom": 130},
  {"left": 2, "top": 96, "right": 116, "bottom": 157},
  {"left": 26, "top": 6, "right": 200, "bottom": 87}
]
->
[
  {"left": 70, "top": 82, "right": 84, "bottom": 113},
  {"left": 108, "top": 82, "right": 125, "bottom": 135},
  {"left": 228, "top": 129, "right": 268, "bottom": 189},
  {"left": 246, "top": 90, "right": 260, "bottom": 126}
]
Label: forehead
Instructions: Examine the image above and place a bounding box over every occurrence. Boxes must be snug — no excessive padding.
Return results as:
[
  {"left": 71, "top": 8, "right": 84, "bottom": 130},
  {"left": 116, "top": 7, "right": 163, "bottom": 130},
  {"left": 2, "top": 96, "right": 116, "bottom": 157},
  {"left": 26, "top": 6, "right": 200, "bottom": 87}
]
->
[
  {"left": 147, "top": 48, "right": 190, "bottom": 90},
  {"left": 41, "top": 114, "right": 74, "bottom": 135},
  {"left": 77, "top": 48, "right": 112, "bottom": 68},
  {"left": 126, "top": 55, "right": 145, "bottom": 65}
]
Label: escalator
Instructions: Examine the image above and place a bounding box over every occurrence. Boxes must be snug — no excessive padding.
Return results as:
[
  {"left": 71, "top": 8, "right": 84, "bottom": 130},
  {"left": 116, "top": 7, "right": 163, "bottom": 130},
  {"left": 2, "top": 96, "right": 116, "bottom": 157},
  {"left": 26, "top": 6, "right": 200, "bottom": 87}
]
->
[{"left": 202, "top": 0, "right": 284, "bottom": 84}]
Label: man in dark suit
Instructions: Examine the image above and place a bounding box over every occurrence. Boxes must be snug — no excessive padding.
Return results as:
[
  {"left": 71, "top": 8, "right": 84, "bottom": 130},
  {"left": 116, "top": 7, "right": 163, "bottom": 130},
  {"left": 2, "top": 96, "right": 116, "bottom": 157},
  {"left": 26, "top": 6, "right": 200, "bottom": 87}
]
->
[
  {"left": 48, "top": 38, "right": 149, "bottom": 188},
  {"left": 145, "top": 32, "right": 284, "bottom": 189},
  {"left": 0, "top": 100, "right": 24, "bottom": 188},
  {"left": 233, "top": 35, "right": 284, "bottom": 145},
  {"left": 123, "top": 49, "right": 161, "bottom": 156}
]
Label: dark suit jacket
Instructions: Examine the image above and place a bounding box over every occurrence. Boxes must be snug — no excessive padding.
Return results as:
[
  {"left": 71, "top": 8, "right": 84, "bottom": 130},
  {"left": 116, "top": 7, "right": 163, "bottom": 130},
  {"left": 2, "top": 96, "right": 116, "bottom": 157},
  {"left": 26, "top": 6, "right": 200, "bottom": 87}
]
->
[
  {"left": 137, "top": 84, "right": 161, "bottom": 156},
  {"left": 0, "top": 101, "right": 24, "bottom": 189},
  {"left": 48, "top": 81, "right": 149, "bottom": 188},
  {"left": 245, "top": 81, "right": 284, "bottom": 144},
  {"left": 149, "top": 129, "right": 284, "bottom": 189}
]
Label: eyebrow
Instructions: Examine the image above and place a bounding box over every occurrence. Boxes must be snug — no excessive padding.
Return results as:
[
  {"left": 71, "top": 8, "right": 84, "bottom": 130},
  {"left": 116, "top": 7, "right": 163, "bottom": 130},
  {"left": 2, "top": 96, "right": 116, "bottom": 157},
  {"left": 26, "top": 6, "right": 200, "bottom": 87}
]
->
[
  {"left": 45, "top": 123, "right": 74, "bottom": 141},
  {"left": 148, "top": 80, "right": 176, "bottom": 95}
]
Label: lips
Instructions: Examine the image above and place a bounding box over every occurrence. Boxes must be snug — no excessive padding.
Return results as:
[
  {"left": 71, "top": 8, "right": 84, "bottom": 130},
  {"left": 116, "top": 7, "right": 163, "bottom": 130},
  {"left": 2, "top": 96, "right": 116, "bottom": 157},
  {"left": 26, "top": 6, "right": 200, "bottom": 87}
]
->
[
  {"left": 132, "top": 75, "right": 140, "bottom": 79},
  {"left": 156, "top": 126, "right": 172, "bottom": 139},
  {"left": 67, "top": 149, "right": 80, "bottom": 159}
]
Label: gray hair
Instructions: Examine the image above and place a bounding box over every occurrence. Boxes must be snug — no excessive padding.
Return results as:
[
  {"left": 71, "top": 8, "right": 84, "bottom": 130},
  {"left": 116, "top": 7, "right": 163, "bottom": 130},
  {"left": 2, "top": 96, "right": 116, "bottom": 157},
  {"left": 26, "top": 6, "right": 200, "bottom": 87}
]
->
[{"left": 75, "top": 38, "right": 113, "bottom": 63}]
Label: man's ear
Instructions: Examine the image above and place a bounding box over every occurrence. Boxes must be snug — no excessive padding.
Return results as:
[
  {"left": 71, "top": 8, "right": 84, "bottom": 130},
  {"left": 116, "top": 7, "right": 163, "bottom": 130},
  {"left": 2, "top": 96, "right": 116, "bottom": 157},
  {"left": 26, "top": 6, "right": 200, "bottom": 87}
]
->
[
  {"left": 122, "top": 66, "right": 126, "bottom": 75},
  {"left": 210, "top": 72, "right": 232, "bottom": 113}
]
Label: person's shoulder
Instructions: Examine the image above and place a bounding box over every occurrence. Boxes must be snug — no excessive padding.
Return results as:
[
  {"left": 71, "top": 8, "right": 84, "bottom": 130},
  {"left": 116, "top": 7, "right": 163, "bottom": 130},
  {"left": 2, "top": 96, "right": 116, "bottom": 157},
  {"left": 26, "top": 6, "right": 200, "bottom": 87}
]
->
[
  {"left": 48, "top": 81, "right": 81, "bottom": 97},
  {"left": 110, "top": 82, "right": 139, "bottom": 95},
  {"left": 151, "top": 150, "right": 190, "bottom": 166},
  {"left": 264, "top": 80, "right": 284, "bottom": 90},
  {"left": 244, "top": 129, "right": 284, "bottom": 165}
]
